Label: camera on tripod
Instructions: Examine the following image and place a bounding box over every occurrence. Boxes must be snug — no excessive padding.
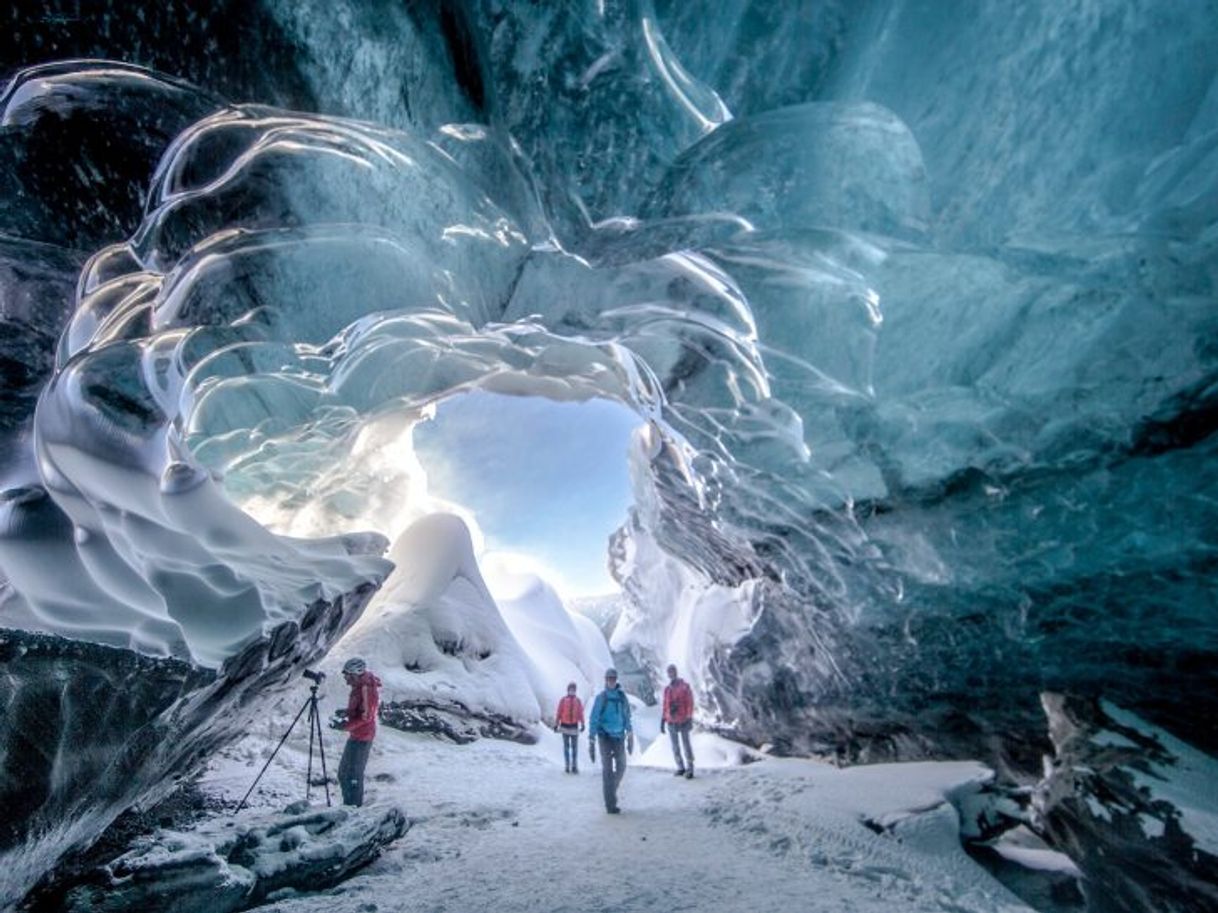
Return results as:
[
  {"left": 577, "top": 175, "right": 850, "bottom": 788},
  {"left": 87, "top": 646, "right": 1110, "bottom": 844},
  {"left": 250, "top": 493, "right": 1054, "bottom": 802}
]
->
[{"left": 236, "top": 669, "right": 333, "bottom": 812}]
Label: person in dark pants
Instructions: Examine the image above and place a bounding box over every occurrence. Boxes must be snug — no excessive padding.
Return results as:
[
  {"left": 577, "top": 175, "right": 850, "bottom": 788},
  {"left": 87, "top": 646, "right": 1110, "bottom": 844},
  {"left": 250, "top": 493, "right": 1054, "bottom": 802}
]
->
[
  {"left": 588, "top": 668, "right": 633, "bottom": 813},
  {"left": 554, "top": 681, "right": 585, "bottom": 773},
  {"left": 660, "top": 663, "right": 695, "bottom": 778},
  {"left": 334, "top": 656, "right": 380, "bottom": 806}
]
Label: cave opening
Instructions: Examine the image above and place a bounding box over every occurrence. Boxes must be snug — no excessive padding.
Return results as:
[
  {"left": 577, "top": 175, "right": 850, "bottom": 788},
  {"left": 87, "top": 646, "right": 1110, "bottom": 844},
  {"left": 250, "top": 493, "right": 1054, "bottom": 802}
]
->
[{"left": 413, "top": 388, "right": 643, "bottom": 602}]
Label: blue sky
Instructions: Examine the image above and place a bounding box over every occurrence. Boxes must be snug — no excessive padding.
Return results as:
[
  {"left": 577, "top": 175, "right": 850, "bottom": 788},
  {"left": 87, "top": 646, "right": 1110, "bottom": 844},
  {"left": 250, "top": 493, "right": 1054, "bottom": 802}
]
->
[{"left": 413, "top": 391, "right": 641, "bottom": 596}]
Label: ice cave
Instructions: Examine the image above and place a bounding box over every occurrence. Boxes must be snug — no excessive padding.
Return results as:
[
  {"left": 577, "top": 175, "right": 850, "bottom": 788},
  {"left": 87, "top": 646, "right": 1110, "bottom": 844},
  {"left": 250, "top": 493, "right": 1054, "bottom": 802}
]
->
[{"left": 0, "top": 2, "right": 1216, "bottom": 911}]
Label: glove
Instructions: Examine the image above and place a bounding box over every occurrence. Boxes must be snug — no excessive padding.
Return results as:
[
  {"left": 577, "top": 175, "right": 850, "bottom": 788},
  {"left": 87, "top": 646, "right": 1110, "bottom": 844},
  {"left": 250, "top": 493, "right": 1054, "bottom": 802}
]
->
[
  {"left": 579, "top": 723, "right": 585, "bottom": 732},
  {"left": 627, "top": 733, "right": 635, "bottom": 755},
  {"left": 660, "top": 720, "right": 666, "bottom": 734}
]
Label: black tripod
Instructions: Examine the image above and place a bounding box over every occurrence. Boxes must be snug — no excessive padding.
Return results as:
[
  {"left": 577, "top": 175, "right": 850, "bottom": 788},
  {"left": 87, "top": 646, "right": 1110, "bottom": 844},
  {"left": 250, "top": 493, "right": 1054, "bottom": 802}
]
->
[{"left": 236, "top": 679, "right": 332, "bottom": 811}]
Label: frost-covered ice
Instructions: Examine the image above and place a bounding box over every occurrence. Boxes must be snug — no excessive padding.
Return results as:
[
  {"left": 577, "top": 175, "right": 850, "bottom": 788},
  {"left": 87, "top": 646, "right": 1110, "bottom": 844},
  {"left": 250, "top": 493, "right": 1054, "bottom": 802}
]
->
[{"left": 201, "top": 724, "right": 1035, "bottom": 913}]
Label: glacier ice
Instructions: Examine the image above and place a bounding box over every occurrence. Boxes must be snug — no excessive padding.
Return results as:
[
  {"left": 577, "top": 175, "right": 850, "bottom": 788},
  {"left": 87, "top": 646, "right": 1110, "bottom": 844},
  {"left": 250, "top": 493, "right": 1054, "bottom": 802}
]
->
[
  {"left": 1, "top": 0, "right": 1216, "bottom": 907},
  {"left": 646, "top": 101, "right": 931, "bottom": 241},
  {"left": 2, "top": 0, "right": 1208, "bottom": 774}
]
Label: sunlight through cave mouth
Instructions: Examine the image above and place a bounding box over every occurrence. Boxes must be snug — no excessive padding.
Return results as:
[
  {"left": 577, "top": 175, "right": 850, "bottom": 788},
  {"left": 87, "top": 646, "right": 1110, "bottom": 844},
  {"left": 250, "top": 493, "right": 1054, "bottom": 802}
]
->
[{"left": 413, "top": 389, "right": 643, "bottom": 601}]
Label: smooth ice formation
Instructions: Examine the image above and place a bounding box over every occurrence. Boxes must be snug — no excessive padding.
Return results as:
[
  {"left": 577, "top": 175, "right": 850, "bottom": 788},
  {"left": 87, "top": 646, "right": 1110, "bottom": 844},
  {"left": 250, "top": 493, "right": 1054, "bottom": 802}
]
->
[{"left": 1, "top": 1, "right": 1217, "bottom": 907}]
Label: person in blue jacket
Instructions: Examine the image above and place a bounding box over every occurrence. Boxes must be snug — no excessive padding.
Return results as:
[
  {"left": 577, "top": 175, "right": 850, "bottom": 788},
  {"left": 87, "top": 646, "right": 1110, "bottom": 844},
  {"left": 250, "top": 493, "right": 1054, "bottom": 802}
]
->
[{"left": 587, "top": 667, "right": 634, "bottom": 813}]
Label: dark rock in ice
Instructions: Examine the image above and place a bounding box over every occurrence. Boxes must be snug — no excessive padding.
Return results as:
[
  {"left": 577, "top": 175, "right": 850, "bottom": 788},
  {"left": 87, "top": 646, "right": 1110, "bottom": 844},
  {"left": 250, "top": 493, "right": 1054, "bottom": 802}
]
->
[
  {"left": 378, "top": 698, "right": 537, "bottom": 746},
  {"left": 1032, "top": 694, "right": 1218, "bottom": 913},
  {"left": 59, "top": 803, "right": 408, "bottom": 913},
  {"left": 0, "top": 580, "right": 381, "bottom": 909}
]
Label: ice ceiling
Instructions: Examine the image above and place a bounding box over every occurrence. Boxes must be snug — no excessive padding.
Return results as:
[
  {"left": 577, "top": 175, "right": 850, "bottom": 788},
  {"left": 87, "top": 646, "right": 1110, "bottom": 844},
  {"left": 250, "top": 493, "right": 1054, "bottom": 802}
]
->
[{"left": 1, "top": 0, "right": 1216, "bottom": 763}]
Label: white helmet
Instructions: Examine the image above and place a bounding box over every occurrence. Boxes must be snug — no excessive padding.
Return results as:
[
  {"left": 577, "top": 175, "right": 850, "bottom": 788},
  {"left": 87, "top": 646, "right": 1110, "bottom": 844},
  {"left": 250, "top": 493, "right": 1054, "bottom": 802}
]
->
[{"left": 342, "top": 657, "right": 367, "bottom": 676}]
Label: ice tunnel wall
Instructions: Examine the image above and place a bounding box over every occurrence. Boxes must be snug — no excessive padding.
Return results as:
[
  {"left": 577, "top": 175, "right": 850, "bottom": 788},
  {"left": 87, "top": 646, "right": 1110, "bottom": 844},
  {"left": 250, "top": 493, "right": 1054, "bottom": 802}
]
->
[{"left": 1, "top": 0, "right": 1216, "bottom": 783}]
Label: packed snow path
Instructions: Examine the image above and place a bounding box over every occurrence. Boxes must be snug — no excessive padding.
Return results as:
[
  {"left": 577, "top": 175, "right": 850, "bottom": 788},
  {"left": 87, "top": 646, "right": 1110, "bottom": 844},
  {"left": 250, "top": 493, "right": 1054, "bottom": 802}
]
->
[{"left": 204, "top": 727, "right": 1035, "bottom": 913}]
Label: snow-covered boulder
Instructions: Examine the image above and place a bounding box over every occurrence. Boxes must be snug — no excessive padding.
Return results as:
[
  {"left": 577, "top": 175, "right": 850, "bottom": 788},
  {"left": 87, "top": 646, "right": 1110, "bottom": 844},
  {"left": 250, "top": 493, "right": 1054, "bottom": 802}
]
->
[
  {"left": 639, "top": 730, "right": 764, "bottom": 770},
  {"left": 62, "top": 802, "right": 407, "bottom": 913}
]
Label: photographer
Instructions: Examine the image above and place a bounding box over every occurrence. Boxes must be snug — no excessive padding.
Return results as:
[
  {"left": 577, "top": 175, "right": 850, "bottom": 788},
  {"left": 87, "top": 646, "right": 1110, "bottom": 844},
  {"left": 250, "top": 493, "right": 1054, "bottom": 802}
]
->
[{"left": 332, "top": 657, "right": 381, "bottom": 806}]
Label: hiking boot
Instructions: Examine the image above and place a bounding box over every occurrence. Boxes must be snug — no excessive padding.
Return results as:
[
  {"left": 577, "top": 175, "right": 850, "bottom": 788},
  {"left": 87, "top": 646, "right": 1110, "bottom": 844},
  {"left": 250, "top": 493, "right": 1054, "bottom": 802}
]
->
[
  {"left": 685, "top": 767, "right": 694, "bottom": 779},
  {"left": 606, "top": 806, "right": 621, "bottom": 814},
  {"left": 673, "top": 768, "right": 686, "bottom": 776}
]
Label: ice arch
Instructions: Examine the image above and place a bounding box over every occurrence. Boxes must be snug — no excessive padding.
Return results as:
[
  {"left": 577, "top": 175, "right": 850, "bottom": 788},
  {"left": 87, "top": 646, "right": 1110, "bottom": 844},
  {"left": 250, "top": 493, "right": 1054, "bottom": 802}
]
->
[{"left": 2, "top": 80, "right": 860, "bottom": 684}]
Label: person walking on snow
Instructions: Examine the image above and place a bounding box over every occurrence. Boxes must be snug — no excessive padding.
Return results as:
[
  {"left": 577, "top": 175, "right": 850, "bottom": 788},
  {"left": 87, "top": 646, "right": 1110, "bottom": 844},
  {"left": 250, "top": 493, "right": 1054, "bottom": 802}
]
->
[
  {"left": 588, "top": 668, "right": 633, "bottom": 813},
  {"left": 661, "top": 663, "right": 695, "bottom": 778},
  {"left": 554, "top": 681, "right": 585, "bottom": 773},
  {"left": 334, "top": 657, "right": 381, "bottom": 806}
]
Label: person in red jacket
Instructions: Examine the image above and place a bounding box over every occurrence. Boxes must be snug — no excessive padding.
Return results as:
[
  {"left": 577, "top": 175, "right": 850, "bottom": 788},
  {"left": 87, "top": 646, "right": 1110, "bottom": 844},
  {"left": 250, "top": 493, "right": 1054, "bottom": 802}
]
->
[
  {"left": 336, "top": 656, "right": 380, "bottom": 806},
  {"left": 660, "top": 664, "right": 695, "bottom": 778},
  {"left": 554, "top": 681, "right": 585, "bottom": 773}
]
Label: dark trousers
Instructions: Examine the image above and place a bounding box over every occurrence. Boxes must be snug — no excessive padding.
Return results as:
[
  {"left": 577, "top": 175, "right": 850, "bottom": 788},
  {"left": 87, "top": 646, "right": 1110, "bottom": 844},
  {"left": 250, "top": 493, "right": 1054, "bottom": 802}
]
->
[
  {"left": 338, "top": 738, "right": 372, "bottom": 806},
  {"left": 598, "top": 734, "right": 627, "bottom": 810},
  {"left": 669, "top": 720, "right": 694, "bottom": 770},
  {"left": 561, "top": 732, "right": 580, "bottom": 770}
]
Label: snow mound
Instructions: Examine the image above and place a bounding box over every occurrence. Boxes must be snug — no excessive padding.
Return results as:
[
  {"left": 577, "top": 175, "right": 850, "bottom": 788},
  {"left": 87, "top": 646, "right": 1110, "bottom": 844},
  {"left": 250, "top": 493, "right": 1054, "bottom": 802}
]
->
[
  {"left": 639, "top": 730, "right": 763, "bottom": 769},
  {"left": 328, "top": 514, "right": 613, "bottom": 727},
  {"left": 492, "top": 564, "right": 613, "bottom": 719}
]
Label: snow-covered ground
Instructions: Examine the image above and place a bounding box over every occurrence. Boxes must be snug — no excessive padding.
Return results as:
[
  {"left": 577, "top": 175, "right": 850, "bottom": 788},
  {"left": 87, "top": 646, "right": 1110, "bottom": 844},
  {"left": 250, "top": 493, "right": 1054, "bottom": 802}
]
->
[
  {"left": 192, "top": 511, "right": 1039, "bottom": 912},
  {"left": 203, "top": 722, "right": 1038, "bottom": 913}
]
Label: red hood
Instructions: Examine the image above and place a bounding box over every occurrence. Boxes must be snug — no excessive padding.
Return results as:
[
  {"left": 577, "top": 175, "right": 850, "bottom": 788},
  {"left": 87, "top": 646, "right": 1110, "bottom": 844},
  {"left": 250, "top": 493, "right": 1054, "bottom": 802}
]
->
[{"left": 352, "top": 671, "right": 381, "bottom": 688}]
